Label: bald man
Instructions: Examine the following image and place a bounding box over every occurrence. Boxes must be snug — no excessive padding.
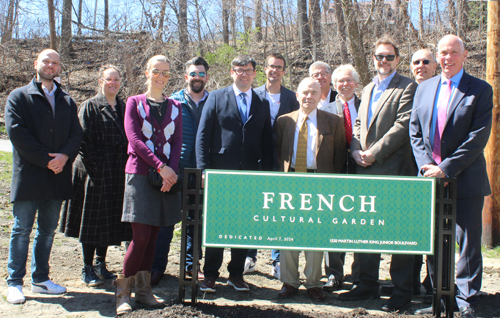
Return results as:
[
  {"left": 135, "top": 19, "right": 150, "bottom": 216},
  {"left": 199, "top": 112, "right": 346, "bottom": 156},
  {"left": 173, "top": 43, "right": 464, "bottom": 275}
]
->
[
  {"left": 411, "top": 49, "right": 438, "bottom": 84},
  {"left": 5, "top": 49, "right": 83, "bottom": 304},
  {"left": 274, "top": 78, "right": 346, "bottom": 301},
  {"left": 411, "top": 35, "right": 493, "bottom": 318}
]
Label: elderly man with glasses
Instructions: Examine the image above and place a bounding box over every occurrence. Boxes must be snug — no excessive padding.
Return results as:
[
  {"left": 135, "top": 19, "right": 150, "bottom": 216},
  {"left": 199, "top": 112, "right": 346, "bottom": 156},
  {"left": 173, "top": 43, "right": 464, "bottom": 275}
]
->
[
  {"left": 309, "top": 61, "right": 338, "bottom": 109},
  {"left": 338, "top": 37, "right": 418, "bottom": 313}
]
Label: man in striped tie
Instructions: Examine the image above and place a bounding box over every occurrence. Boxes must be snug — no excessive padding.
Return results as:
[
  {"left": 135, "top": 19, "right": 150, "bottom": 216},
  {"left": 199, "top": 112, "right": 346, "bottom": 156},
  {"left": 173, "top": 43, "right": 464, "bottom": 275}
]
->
[{"left": 410, "top": 35, "right": 493, "bottom": 318}]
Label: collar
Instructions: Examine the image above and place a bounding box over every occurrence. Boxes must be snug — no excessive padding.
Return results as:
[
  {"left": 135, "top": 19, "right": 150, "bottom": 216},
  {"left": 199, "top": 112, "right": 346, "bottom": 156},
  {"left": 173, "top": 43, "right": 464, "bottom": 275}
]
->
[
  {"left": 321, "top": 89, "right": 331, "bottom": 102},
  {"left": 233, "top": 84, "right": 252, "bottom": 98},
  {"left": 42, "top": 83, "right": 57, "bottom": 96},
  {"left": 337, "top": 95, "right": 355, "bottom": 105},
  {"left": 373, "top": 70, "right": 397, "bottom": 87},
  {"left": 441, "top": 68, "right": 464, "bottom": 85},
  {"left": 298, "top": 108, "right": 318, "bottom": 123}
]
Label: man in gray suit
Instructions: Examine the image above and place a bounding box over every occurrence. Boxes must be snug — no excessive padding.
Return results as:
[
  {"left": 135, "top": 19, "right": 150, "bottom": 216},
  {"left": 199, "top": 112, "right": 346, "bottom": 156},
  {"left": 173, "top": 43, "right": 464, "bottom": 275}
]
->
[
  {"left": 322, "top": 64, "right": 361, "bottom": 291},
  {"left": 411, "top": 35, "right": 492, "bottom": 318},
  {"left": 248, "top": 53, "right": 299, "bottom": 278},
  {"left": 338, "top": 37, "right": 418, "bottom": 313}
]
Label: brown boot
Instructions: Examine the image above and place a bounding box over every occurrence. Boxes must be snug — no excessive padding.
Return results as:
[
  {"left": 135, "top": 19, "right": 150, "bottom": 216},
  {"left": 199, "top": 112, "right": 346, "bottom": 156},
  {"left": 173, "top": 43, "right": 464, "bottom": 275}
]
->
[
  {"left": 114, "top": 275, "right": 133, "bottom": 315},
  {"left": 134, "top": 270, "right": 163, "bottom": 306}
]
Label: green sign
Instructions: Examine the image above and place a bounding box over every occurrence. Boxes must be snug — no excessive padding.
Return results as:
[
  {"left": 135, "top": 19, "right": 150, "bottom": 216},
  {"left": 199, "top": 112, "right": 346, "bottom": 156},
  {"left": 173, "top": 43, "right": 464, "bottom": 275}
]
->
[{"left": 203, "top": 170, "right": 435, "bottom": 254}]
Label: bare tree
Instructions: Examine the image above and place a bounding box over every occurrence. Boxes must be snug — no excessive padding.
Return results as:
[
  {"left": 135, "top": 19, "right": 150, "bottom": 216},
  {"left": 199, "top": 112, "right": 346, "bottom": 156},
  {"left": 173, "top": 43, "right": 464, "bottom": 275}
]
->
[
  {"left": 334, "top": 0, "right": 349, "bottom": 63},
  {"left": 448, "top": 0, "right": 457, "bottom": 34},
  {"left": 297, "top": 0, "right": 311, "bottom": 49},
  {"left": 457, "top": 0, "right": 468, "bottom": 39},
  {"left": 195, "top": 0, "right": 204, "bottom": 55},
  {"left": 222, "top": 1, "right": 229, "bottom": 44},
  {"left": 1, "top": 0, "right": 17, "bottom": 43},
  {"left": 156, "top": 0, "right": 167, "bottom": 41},
  {"left": 48, "top": 0, "right": 57, "bottom": 50},
  {"left": 309, "top": 0, "right": 322, "bottom": 60},
  {"left": 104, "top": 0, "right": 109, "bottom": 31},
  {"left": 178, "top": 0, "right": 188, "bottom": 60},
  {"left": 255, "top": 0, "right": 262, "bottom": 41},
  {"left": 77, "top": 0, "right": 83, "bottom": 35},
  {"left": 60, "top": 0, "right": 73, "bottom": 55},
  {"left": 230, "top": 0, "right": 236, "bottom": 47},
  {"left": 418, "top": 0, "right": 423, "bottom": 38}
]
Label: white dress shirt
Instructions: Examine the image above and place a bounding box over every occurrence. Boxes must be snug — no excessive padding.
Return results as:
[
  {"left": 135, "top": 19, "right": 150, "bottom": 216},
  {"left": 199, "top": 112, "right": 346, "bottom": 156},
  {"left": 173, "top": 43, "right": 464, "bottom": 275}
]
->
[
  {"left": 233, "top": 84, "right": 252, "bottom": 119},
  {"left": 339, "top": 95, "right": 358, "bottom": 125},
  {"left": 291, "top": 109, "right": 318, "bottom": 170}
]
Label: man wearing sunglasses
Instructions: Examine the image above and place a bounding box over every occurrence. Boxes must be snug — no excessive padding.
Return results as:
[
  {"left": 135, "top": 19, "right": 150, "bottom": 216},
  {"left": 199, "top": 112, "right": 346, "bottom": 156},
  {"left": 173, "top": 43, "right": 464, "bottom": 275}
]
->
[
  {"left": 196, "top": 55, "right": 273, "bottom": 293},
  {"left": 150, "top": 57, "right": 211, "bottom": 286},
  {"left": 411, "top": 49, "right": 437, "bottom": 84},
  {"left": 411, "top": 35, "right": 492, "bottom": 318},
  {"left": 338, "top": 37, "right": 418, "bottom": 313}
]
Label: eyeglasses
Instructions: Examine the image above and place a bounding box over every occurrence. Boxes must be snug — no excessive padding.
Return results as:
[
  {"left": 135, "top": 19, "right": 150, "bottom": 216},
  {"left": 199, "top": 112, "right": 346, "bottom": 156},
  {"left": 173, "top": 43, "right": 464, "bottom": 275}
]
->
[
  {"left": 233, "top": 68, "right": 255, "bottom": 75},
  {"left": 337, "top": 78, "right": 354, "bottom": 84},
  {"left": 103, "top": 78, "right": 122, "bottom": 83},
  {"left": 311, "top": 72, "right": 330, "bottom": 79},
  {"left": 374, "top": 54, "right": 396, "bottom": 61},
  {"left": 266, "top": 64, "right": 284, "bottom": 71},
  {"left": 188, "top": 71, "right": 206, "bottom": 77},
  {"left": 412, "top": 59, "right": 431, "bottom": 66},
  {"left": 151, "top": 69, "right": 170, "bottom": 77}
]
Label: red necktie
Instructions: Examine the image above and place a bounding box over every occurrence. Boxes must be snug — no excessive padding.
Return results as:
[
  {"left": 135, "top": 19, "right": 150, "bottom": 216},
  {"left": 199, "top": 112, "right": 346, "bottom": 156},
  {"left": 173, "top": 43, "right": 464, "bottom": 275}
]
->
[
  {"left": 343, "top": 102, "right": 352, "bottom": 146},
  {"left": 432, "top": 80, "right": 452, "bottom": 164}
]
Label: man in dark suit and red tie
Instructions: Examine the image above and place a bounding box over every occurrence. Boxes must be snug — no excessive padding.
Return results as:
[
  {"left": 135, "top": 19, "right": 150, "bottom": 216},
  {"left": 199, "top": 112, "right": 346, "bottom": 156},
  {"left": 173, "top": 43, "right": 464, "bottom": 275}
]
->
[
  {"left": 410, "top": 35, "right": 493, "bottom": 318},
  {"left": 196, "top": 55, "right": 273, "bottom": 293}
]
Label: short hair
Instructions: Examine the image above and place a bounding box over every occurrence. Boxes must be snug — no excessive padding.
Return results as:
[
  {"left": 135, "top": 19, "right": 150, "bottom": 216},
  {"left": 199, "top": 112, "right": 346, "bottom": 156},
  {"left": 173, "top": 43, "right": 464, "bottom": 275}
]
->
[
  {"left": 374, "top": 36, "right": 399, "bottom": 57},
  {"left": 331, "top": 64, "right": 360, "bottom": 84},
  {"left": 98, "top": 64, "right": 122, "bottom": 79},
  {"left": 146, "top": 55, "right": 170, "bottom": 70},
  {"left": 185, "top": 56, "right": 209, "bottom": 73},
  {"left": 231, "top": 55, "right": 256, "bottom": 69},
  {"left": 309, "top": 61, "right": 331, "bottom": 76},
  {"left": 265, "top": 53, "right": 286, "bottom": 69},
  {"left": 411, "top": 49, "right": 436, "bottom": 63}
]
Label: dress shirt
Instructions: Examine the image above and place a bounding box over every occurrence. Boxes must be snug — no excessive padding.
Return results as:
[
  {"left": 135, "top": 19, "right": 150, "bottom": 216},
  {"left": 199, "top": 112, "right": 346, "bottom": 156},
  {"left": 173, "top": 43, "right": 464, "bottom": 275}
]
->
[
  {"left": 233, "top": 83, "right": 252, "bottom": 120},
  {"left": 429, "top": 68, "right": 464, "bottom": 148},
  {"left": 319, "top": 90, "right": 332, "bottom": 108},
  {"left": 42, "top": 83, "right": 57, "bottom": 114},
  {"left": 189, "top": 90, "right": 209, "bottom": 106},
  {"left": 291, "top": 109, "right": 318, "bottom": 170},
  {"left": 266, "top": 91, "right": 281, "bottom": 125},
  {"left": 367, "top": 71, "right": 397, "bottom": 125},
  {"left": 338, "top": 95, "right": 358, "bottom": 125}
]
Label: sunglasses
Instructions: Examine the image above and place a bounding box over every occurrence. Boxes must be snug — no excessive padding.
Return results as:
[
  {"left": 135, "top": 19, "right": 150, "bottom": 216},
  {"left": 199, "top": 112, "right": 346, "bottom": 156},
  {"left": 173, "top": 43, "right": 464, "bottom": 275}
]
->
[
  {"left": 188, "top": 71, "right": 206, "bottom": 77},
  {"left": 151, "top": 69, "right": 170, "bottom": 77},
  {"left": 412, "top": 59, "right": 431, "bottom": 66},
  {"left": 374, "top": 54, "right": 396, "bottom": 61}
]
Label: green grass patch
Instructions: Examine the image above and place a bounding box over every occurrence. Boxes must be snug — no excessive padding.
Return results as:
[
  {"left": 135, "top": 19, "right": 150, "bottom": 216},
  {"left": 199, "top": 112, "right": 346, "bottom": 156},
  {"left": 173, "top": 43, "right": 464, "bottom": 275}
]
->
[
  {"left": 483, "top": 245, "right": 500, "bottom": 259},
  {"left": 0, "top": 151, "right": 13, "bottom": 185}
]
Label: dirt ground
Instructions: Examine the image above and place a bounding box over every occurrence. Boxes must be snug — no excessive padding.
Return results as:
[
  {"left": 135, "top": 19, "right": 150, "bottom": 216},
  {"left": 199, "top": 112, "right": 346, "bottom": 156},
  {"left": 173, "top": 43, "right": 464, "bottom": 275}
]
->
[{"left": 0, "top": 150, "right": 500, "bottom": 318}]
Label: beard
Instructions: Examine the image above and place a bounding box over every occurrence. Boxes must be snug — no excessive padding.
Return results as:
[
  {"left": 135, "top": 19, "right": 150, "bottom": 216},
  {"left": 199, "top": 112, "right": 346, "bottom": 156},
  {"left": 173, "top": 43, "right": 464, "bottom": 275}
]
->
[
  {"left": 37, "top": 67, "right": 59, "bottom": 82},
  {"left": 189, "top": 80, "right": 205, "bottom": 94}
]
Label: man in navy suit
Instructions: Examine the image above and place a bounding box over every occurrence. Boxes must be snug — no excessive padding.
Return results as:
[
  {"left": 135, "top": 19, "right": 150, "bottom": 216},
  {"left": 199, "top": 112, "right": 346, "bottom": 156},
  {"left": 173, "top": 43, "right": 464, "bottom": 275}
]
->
[
  {"left": 410, "top": 35, "right": 493, "bottom": 318},
  {"left": 196, "top": 55, "right": 273, "bottom": 293},
  {"left": 246, "top": 53, "right": 299, "bottom": 277}
]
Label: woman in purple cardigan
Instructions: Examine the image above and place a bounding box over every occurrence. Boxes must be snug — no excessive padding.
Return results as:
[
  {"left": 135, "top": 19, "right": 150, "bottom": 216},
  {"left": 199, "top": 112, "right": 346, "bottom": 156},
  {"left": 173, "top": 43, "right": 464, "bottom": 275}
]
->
[{"left": 115, "top": 55, "right": 182, "bottom": 315}]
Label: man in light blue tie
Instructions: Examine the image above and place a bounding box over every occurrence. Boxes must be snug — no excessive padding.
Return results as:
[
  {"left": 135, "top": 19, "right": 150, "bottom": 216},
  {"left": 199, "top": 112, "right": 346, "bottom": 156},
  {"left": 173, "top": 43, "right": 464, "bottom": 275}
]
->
[
  {"left": 411, "top": 35, "right": 493, "bottom": 318},
  {"left": 196, "top": 55, "right": 274, "bottom": 293}
]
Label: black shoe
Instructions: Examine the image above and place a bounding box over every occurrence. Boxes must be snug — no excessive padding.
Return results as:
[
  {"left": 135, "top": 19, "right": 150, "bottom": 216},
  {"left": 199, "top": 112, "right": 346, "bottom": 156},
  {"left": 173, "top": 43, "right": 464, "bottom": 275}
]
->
[
  {"left": 324, "top": 275, "right": 343, "bottom": 291},
  {"left": 94, "top": 261, "right": 117, "bottom": 280},
  {"left": 381, "top": 294, "right": 412, "bottom": 313},
  {"left": 459, "top": 307, "right": 475, "bottom": 318},
  {"left": 338, "top": 285, "right": 380, "bottom": 301},
  {"left": 82, "top": 265, "right": 104, "bottom": 287},
  {"left": 423, "top": 290, "right": 433, "bottom": 304}
]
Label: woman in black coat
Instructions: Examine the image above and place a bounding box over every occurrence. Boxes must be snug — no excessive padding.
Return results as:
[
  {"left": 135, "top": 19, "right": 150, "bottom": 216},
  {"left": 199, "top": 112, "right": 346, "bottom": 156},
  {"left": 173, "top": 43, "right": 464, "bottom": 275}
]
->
[{"left": 61, "top": 65, "right": 132, "bottom": 286}]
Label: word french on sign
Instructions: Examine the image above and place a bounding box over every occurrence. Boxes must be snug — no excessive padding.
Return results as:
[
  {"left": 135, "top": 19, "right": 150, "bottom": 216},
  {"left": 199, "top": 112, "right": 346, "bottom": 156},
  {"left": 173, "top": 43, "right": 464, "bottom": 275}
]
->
[{"left": 203, "top": 170, "right": 435, "bottom": 254}]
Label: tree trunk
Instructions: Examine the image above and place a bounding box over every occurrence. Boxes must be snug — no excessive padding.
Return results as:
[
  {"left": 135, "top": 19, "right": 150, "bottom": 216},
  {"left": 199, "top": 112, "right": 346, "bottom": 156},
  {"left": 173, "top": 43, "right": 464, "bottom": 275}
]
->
[
  {"left": 309, "top": 0, "right": 322, "bottom": 60},
  {"left": 334, "top": 0, "right": 349, "bottom": 64},
  {"left": 222, "top": 1, "right": 229, "bottom": 44},
  {"left": 1, "top": 0, "right": 16, "bottom": 43},
  {"left": 179, "top": 0, "right": 189, "bottom": 61},
  {"left": 255, "top": 0, "right": 262, "bottom": 42},
  {"left": 418, "top": 0, "right": 423, "bottom": 38},
  {"left": 104, "top": 0, "right": 109, "bottom": 32},
  {"left": 457, "top": 0, "right": 468, "bottom": 40},
  {"left": 48, "top": 0, "right": 57, "bottom": 50},
  {"left": 77, "top": 0, "right": 83, "bottom": 35},
  {"left": 195, "top": 0, "right": 204, "bottom": 55},
  {"left": 297, "top": 0, "right": 311, "bottom": 50},
  {"left": 448, "top": 0, "right": 457, "bottom": 34},
  {"left": 341, "top": 0, "right": 370, "bottom": 85},
  {"left": 230, "top": 1, "right": 237, "bottom": 47},
  {"left": 60, "top": 0, "right": 73, "bottom": 56},
  {"left": 156, "top": 0, "right": 167, "bottom": 41}
]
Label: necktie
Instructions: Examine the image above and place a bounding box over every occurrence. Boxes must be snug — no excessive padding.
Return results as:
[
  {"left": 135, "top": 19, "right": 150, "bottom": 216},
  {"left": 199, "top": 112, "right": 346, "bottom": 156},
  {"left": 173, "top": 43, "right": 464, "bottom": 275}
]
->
[
  {"left": 295, "top": 116, "right": 308, "bottom": 172},
  {"left": 239, "top": 93, "right": 248, "bottom": 122},
  {"left": 432, "top": 80, "right": 452, "bottom": 164},
  {"left": 343, "top": 101, "right": 352, "bottom": 146}
]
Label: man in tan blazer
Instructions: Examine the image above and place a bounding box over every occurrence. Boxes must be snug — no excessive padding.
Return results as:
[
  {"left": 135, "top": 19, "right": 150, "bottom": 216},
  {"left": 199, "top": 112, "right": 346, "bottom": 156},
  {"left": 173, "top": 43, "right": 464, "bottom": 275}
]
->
[
  {"left": 274, "top": 77, "right": 345, "bottom": 301},
  {"left": 338, "top": 37, "right": 418, "bottom": 313}
]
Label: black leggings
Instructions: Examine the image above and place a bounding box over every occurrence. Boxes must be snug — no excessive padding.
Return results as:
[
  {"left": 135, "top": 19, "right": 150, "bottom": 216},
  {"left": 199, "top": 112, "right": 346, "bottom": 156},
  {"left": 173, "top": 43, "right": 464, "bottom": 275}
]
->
[{"left": 82, "top": 244, "right": 109, "bottom": 266}]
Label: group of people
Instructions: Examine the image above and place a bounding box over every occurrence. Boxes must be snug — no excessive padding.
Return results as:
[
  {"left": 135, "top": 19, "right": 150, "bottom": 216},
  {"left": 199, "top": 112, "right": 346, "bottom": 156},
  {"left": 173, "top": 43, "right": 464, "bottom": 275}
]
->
[{"left": 4, "top": 32, "right": 491, "bottom": 318}]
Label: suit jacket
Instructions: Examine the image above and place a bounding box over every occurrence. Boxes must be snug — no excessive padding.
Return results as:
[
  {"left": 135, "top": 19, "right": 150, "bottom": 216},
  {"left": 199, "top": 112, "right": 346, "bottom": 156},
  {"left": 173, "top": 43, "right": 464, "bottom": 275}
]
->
[
  {"left": 351, "top": 72, "right": 418, "bottom": 176},
  {"left": 410, "top": 72, "right": 492, "bottom": 198},
  {"left": 196, "top": 85, "right": 273, "bottom": 171},
  {"left": 5, "top": 79, "right": 83, "bottom": 201},
  {"left": 254, "top": 84, "right": 300, "bottom": 128},
  {"left": 321, "top": 95, "right": 361, "bottom": 174},
  {"left": 274, "top": 109, "right": 346, "bottom": 173}
]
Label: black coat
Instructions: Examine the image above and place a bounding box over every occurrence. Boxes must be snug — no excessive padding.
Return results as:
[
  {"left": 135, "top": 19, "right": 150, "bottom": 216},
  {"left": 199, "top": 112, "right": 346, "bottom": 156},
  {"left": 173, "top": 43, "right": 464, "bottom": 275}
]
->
[
  {"left": 5, "top": 79, "right": 83, "bottom": 202},
  {"left": 61, "top": 93, "right": 132, "bottom": 245}
]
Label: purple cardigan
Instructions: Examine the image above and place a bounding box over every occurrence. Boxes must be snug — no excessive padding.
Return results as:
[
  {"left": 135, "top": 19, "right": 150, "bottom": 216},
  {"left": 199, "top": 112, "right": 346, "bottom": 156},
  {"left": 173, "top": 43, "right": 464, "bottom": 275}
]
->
[{"left": 124, "top": 94, "right": 183, "bottom": 175}]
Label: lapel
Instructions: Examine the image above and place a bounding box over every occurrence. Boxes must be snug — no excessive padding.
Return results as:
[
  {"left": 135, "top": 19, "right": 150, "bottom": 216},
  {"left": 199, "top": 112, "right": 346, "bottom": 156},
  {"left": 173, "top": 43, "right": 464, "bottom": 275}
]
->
[
  {"left": 335, "top": 99, "right": 343, "bottom": 116},
  {"left": 354, "top": 95, "right": 361, "bottom": 112},
  {"left": 248, "top": 89, "right": 260, "bottom": 123},
  {"left": 368, "top": 72, "right": 400, "bottom": 131},
  {"left": 287, "top": 111, "right": 299, "bottom": 160},
  {"left": 316, "top": 110, "right": 326, "bottom": 158},
  {"left": 226, "top": 86, "right": 243, "bottom": 123},
  {"left": 420, "top": 76, "right": 441, "bottom": 138},
  {"left": 277, "top": 85, "right": 289, "bottom": 118},
  {"left": 445, "top": 71, "right": 470, "bottom": 129}
]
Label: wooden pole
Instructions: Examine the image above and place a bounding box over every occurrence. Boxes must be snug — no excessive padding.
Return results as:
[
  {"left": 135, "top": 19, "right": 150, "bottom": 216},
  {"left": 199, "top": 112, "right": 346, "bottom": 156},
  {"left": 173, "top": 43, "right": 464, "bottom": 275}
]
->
[{"left": 483, "top": 2, "right": 500, "bottom": 246}]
